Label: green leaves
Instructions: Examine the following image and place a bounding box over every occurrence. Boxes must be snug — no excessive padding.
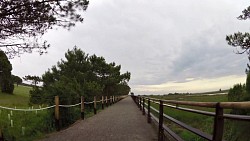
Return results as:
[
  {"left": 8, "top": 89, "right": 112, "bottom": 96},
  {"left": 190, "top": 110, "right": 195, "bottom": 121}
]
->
[
  {"left": 0, "top": 50, "right": 14, "bottom": 94},
  {"left": 29, "top": 47, "right": 131, "bottom": 128},
  {"left": 36, "top": 47, "right": 130, "bottom": 105}
]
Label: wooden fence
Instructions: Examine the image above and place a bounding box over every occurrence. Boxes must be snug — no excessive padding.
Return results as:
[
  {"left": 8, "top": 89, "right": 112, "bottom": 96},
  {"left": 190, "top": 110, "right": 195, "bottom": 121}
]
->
[
  {"left": 131, "top": 95, "right": 250, "bottom": 141},
  {"left": 0, "top": 95, "right": 124, "bottom": 141},
  {"left": 52, "top": 95, "right": 122, "bottom": 130}
]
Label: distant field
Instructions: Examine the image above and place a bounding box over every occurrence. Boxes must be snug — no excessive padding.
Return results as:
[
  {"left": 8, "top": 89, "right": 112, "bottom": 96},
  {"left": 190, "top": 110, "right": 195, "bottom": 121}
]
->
[
  {"left": 0, "top": 85, "right": 31, "bottom": 107},
  {"left": 151, "top": 93, "right": 228, "bottom": 102}
]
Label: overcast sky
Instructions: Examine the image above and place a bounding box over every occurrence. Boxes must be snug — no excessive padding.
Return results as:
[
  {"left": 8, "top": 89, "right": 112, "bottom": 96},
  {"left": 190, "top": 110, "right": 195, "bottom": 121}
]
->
[{"left": 10, "top": 0, "right": 250, "bottom": 95}]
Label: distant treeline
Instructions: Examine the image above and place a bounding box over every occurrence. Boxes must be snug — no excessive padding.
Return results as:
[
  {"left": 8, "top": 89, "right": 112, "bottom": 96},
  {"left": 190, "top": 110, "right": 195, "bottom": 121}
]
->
[{"left": 166, "top": 89, "right": 229, "bottom": 96}]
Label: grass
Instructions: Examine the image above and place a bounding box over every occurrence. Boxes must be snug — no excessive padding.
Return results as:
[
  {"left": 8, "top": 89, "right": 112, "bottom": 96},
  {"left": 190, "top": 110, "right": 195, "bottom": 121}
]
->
[
  {"left": 0, "top": 85, "right": 111, "bottom": 141},
  {"left": 149, "top": 94, "right": 230, "bottom": 141},
  {"left": 148, "top": 93, "right": 250, "bottom": 141},
  {"left": 0, "top": 85, "right": 31, "bottom": 107},
  {"left": 0, "top": 85, "right": 51, "bottom": 141}
]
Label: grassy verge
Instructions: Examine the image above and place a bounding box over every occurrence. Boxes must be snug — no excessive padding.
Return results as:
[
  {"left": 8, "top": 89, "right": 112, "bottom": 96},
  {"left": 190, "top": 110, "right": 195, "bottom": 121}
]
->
[
  {"left": 0, "top": 85, "right": 111, "bottom": 140},
  {"left": 0, "top": 85, "right": 31, "bottom": 107},
  {"left": 0, "top": 85, "right": 52, "bottom": 141}
]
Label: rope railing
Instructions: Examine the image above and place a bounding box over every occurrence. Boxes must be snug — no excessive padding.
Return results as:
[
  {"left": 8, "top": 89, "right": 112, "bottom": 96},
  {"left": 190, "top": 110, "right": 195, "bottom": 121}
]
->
[
  {"left": 0, "top": 94, "right": 125, "bottom": 139},
  {"left": 131, "top": 95, "right": 250, "bottom": 141},
  {"left": 59, "top": 103, "right": 81, "bottom": 108},
  {"left": 0, "top": 96, "right": 118, "bottom": 111},
  {"left": 0, "top": 105, "right": 56, "bottom": 111},
  {"left": 84, "top": 101, "right": 94, "bottom": 104}
]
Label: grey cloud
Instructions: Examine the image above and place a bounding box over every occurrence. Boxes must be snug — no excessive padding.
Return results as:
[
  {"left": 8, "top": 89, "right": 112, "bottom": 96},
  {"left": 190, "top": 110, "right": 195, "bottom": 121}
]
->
[{"left": 9, "top": 0, "right": 250, "bottom": 94}]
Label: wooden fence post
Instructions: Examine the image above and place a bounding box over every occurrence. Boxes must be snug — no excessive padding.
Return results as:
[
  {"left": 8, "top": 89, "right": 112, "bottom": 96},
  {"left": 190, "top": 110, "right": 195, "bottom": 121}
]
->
[
  {"left": 137, "top": 96, "right": 139, "bottom": 107},
  {"left": 55, "top": 96, "right": 60, "bottom": 131},
  {"left": 106, "top": 96, "right": 108, "bottom": 107},
  {"left": 139, "top": 97, "right": 142, "bottom": 111},
  {"left": 158, "top": 100, "right": 164, "bottom": 141},
  {"left": 138, "top": 96, "right": 140, "bottom": 108},
  {"left": 212, "top": 103, "right": 224, "bottom": 141},
  {"left": 102, "top": 96, "right": 104, "bottom": 110},
  {"left": 142, "top": 97, "right": 145, "bottom": 115},
  {"left": 110, "top": 96, "right": 112, "bottom": 105},
  {"left": 81, "top": 96, "right": 85, "bottom": 120},
  {"left": 147, "top": 98, "right": 151, "bottom": 123},
  {"left": 94, "top": 96, "right": 97, "bottom": 114}
]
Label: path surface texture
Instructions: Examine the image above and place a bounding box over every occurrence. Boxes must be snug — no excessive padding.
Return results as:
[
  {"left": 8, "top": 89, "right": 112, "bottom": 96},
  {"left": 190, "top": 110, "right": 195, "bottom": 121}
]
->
[{"left": 40, "top": 96, "right": 158, "bottom": 141}]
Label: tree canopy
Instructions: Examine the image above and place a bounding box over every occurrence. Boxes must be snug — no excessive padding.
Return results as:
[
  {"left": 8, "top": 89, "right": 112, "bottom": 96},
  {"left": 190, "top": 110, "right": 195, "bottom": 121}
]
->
[
  {"left": 226, "top": 6, "right": 250, "bottom": 72},
  {"left": 0, "top": 50, "right": 14, "bottom": 93},
  {"left": 0, "top": 0, "right": 89, "bottom": 58},
  {"left": 31, "top": 47, "right": 131, "bottom": 104},
  {"left": 23, "top": 75, "right": 42, "bottom": 86},
  {"left": 29, "top": 47, "right": 130, "bottom": 127}
]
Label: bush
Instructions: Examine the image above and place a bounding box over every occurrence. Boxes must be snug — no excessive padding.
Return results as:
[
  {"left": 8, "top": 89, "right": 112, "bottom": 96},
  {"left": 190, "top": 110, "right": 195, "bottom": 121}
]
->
[{"left": 228, "top": 83, "right": 246, "bottom": 102}]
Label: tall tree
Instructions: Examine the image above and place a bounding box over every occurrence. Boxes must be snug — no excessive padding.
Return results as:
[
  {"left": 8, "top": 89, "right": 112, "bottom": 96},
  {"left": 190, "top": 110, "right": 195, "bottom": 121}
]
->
[
  {"left": 30, "top": 47, "right": 131, "bottom": 127},
  {"left": 0, "top": 0, "right": 89, "bottom": 58},
  {"left": 226, "top": 6, "right": 250, "bottom": 72},
  {"left": 0, "top": 50, "right": 14, "bottom": 93}
]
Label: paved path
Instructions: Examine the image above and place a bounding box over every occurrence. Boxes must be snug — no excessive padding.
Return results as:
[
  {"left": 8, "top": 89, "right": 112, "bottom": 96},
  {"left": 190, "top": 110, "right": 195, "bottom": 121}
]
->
[{"left": 40, "top": 96, "right": 158, "bottom": 141}]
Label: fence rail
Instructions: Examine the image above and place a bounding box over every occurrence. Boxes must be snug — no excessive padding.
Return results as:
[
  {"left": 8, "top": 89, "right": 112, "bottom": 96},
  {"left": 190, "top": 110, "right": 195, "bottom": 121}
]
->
[{"left": 131, "top": 95, "right": 250, "bottom": 141}]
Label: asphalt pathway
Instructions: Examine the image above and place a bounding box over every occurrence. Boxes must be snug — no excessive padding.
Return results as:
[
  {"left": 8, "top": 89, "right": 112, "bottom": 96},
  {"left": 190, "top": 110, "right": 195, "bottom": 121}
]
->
[{"left": 40, "top": 96, "right": 158, "bottom": 141}]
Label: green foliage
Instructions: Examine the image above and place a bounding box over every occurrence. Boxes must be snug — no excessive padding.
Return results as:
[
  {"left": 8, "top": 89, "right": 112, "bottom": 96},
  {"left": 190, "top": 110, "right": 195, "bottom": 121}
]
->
[
  {"left": 29, "top": 87, "right": 44, "bottom": 104},
  {"left": 30, "top": 47, "right": 131, "bottom": 127},
  {"left": 1, "top": 80, "right": 14, "bottom": 94},
  {"left": 155, "top": 85, "right": 249, "bottom": 141},
  {"left": 0, "top": 50, "right": 14, "bottom": 94},
  {"left": 245, "top": 73, "right": 250, "bottom": 100},
  {"left": 224, "top": 120, "right": 250, "bottom": 141},
  {"left": 228, "top": 83, "right": 246, "bottom": 102},
  {"left": 0, "top": 85, "right": 105, "bottom": 140},
  {"left": 0, "top": 85, "right": 54, "bottom": 140},
  {"left": 115, "top": 83, "right": 131, "bottom": 96},
  {"left": 0, "top": 109, "right": 54, "bottom": 141},
  {"left": 228, "top": 74, "right": 250, "bottom": 115},
  {"left": 150, "top": 94, "right": 229, "bottom": 141},
  {"left": 11, "top": 75, "right": 22, "bottom": 86},
  {"left": 0, "top": 85, "right": 31, "bottom": 108}
]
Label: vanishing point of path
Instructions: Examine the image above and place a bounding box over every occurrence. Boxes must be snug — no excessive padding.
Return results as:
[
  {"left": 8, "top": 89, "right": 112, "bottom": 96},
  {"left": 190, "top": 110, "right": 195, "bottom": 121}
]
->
[{"left": 40, "top": 96, "right": 158, "bottom": 141}]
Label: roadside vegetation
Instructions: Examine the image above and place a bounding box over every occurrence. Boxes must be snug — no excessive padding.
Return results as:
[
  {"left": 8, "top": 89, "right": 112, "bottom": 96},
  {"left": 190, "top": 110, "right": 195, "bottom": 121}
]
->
[
  {"left": 150, "top": 86, "right": 250, "bottom": 141},
  {"left": 0, "top": 85, "right": 51, "bottom": 141}
]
